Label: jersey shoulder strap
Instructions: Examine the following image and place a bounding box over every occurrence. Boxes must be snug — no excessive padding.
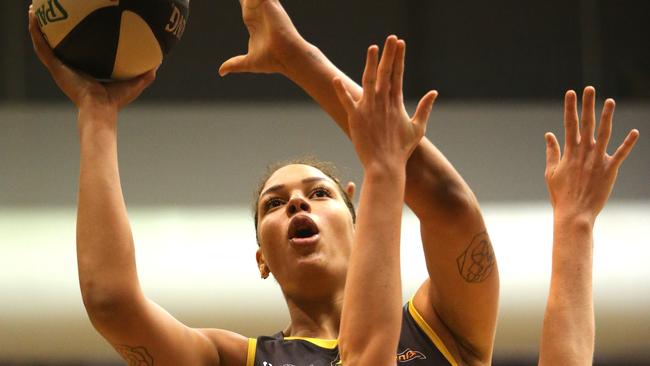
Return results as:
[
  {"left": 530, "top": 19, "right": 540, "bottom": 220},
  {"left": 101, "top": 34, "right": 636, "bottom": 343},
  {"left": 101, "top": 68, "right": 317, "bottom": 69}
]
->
[{"left": 398, "top": 299, "right": 459, "bottom": 366}]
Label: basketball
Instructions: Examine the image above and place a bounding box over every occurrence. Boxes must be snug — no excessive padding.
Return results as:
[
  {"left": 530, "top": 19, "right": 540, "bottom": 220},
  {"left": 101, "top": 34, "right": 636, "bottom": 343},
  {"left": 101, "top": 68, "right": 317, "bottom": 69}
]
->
[{"left": 32, "top": 0, "right": 189, "bottom": 80}]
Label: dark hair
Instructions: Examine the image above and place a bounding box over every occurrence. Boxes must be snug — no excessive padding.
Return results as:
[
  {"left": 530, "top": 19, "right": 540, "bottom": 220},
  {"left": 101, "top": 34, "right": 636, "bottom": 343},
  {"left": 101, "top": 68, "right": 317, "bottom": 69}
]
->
[{"left": 252, "top": 156, "right": 356, "bottom": 245}]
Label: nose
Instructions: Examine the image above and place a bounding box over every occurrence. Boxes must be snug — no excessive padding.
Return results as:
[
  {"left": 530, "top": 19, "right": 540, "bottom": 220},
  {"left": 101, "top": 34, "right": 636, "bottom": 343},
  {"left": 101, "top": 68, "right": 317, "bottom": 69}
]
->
[{"left": 286, "top": 195, "right": 311, "bottom": 216}]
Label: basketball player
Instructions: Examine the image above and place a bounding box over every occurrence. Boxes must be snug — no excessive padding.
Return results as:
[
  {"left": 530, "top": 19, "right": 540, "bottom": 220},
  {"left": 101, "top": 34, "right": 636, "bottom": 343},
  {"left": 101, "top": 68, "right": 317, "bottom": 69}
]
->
[
  {"left": 28, "top": 3, "right": 495, "bottom": 366},
  {"left": 222, "top": 1, "right": 502, "bottom": 364},
  {"left": 538, "top": 87, "right": 639, "bottom": 365}
]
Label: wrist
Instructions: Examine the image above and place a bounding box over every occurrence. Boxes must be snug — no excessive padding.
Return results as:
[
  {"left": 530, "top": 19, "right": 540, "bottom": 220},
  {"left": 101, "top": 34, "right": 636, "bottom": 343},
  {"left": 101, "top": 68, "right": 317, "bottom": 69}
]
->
[
  {"left": 279, "top": 41, "right": 320, "bottom": 76},
  {"left": 77, "top": 104, "right": 118, "bottom": 137},
  {"left": 363, "top": 162, "right": 407, "bottom": 183},
  {"left": 553, "top": 211, "right": 595, "bottom": 231}
]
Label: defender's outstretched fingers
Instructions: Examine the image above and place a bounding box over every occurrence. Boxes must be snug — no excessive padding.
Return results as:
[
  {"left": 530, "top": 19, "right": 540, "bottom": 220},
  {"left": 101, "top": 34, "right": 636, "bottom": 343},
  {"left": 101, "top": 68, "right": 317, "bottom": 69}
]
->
[
  {"left": 544, "top": 132, "right": 561, "bottom": 178},
  {"left": 361, "top": 46, "right": 379, "bottom": 99},
  {"left": 564, "top": 90, "right": 580, "bottom": 149},
  {"left": 580, "top": 86, "right": 596, "bottom": 145},
  {"left": 390, "top": 40, "right": 406, "bottom": 102},
  {"left": 596, "top": 98, "right": 615, "bottom": 156},
  {"left": 333, "top": 77, "right": 356, "bottom": 115},
  {"left": 611, "top": 129, "right": 640, "bottom": 168},
  {"left": 376, "top": 36, "right": 398, "bottom": 95},
  {"left": 412, "top": 90, "right": 438, "bottom": 133}
]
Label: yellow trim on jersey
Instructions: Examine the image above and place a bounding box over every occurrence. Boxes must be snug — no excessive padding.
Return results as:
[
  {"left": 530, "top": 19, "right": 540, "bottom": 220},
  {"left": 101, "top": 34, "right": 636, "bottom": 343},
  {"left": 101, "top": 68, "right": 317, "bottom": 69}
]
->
[
  {"left": 283, "top": 336, "right": 339, "bottom": 349},
  {"left": 246, "top": 338, "right": 257, "bottom": 366},
  {"left": 408, "top": 299, "right": 459, "bottom": 366}
]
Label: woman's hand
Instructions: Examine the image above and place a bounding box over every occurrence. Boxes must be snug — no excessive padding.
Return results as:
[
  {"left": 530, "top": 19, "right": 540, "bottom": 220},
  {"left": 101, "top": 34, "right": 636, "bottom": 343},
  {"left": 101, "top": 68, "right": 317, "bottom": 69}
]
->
[
  {"left": 29, "top": 6, "right": 155, "bottom": 114},
  {"left": 219, "top": 0, "right": 305, "bottom": 76},
  {"left": 332, "top": 36, "right": 437, "bottom": 172},
  {"left": 544, "top": 86, "right": 639, "bottom": 225}
]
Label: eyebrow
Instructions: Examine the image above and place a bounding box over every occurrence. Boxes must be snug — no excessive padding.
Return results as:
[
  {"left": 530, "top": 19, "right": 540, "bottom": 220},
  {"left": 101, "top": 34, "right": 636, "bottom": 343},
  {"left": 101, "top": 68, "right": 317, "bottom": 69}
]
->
[{"left": 260, "top": 177, "right": 328, "bottom": 198}]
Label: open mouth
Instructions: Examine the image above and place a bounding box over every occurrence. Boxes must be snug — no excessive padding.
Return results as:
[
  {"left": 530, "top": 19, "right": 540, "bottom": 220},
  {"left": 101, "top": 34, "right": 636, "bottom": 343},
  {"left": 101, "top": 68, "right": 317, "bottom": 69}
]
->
[{"left": 288, "top": 215, "right": 320, "bottom": 245}]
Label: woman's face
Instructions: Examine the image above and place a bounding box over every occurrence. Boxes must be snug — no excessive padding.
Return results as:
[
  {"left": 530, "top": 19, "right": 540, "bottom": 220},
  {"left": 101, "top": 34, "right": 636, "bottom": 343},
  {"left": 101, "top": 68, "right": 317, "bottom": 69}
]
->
[{"left": 255, "top": 164, "right": 355, "bottom": 297}]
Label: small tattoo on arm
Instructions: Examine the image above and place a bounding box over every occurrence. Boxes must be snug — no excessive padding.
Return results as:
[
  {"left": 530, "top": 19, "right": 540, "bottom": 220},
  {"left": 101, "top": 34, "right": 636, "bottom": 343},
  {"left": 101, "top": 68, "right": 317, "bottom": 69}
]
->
[
  {"left": 116, "top": 345, "right": 154, "bottom": 366},
  {"left": 456, "top": 231, "right": 495, "bottom": 283}
]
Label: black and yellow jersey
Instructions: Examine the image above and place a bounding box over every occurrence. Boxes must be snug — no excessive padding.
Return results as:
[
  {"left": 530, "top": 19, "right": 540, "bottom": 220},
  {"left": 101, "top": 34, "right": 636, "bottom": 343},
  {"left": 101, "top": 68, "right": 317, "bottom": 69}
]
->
[{"left": 246, "top": 299, "right": 459, "bottom": 366}]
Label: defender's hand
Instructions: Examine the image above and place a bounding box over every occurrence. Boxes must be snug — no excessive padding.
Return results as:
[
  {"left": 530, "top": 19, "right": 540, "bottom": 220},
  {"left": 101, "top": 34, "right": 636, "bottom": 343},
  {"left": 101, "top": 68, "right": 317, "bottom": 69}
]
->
[{"left": 544, "top": 86, "right": 639, "bottom": 224}]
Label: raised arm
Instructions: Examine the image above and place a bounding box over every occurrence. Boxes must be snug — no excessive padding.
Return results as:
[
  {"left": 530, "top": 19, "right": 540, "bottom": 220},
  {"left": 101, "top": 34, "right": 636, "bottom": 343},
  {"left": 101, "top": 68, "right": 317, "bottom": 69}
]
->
[
  {"left": 222, "top": 1, "right": 497, "bottom": 363},
  {"left": 539, "top": 87, "right": 639, "bottom": 366},
  {"left": 29, "top": 8, "right": 246, "bottom": 366},
  {"left": 333, "top": 40, "right": 435, "bottom": 366}
]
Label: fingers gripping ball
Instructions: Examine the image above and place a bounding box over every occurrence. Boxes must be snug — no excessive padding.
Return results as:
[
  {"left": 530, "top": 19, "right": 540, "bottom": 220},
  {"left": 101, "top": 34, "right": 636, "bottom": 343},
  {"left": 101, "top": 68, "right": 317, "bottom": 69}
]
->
[{"left": 32, "top": 0, "right": 189, "bottom": 80}]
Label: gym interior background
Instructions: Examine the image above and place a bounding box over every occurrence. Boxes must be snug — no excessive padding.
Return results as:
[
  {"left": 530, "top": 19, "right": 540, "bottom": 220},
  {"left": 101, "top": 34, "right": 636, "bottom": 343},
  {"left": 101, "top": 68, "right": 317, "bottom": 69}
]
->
[{"left": 1, "top": 0, "right": 648, "bottom": 365}]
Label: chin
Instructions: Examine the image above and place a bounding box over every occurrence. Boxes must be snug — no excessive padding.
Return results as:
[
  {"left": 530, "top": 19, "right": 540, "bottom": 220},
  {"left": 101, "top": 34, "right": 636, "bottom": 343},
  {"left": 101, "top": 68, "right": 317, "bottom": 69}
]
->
[
  {"left": 292, "top": 252, "right": 330, "bottom": 273},
  {"left": 301, "top": 257, "right": 347, "bottom": 285}
]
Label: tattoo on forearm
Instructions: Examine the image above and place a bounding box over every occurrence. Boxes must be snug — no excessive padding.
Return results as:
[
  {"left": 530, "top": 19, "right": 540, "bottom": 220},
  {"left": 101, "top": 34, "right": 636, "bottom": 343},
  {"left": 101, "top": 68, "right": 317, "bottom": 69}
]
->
[
  {"left": 456, "top": 231, "right": 495, "bottom": 283},
  {"left": 116, "top": 345, "right": 154, "bottom": 366}
]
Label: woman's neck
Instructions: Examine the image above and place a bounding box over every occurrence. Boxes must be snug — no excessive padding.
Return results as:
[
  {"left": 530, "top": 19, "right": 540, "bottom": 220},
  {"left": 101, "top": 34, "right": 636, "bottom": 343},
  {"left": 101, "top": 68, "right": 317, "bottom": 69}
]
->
[{"left": 282, "top": 290, "right": 344, "bottom": 339}]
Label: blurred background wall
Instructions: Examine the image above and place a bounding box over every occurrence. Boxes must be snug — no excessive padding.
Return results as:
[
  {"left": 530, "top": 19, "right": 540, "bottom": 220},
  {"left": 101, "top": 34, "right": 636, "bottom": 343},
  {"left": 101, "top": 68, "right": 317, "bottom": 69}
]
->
[{"left": 1, "top": 0, "right": 649, "bottom": 365}]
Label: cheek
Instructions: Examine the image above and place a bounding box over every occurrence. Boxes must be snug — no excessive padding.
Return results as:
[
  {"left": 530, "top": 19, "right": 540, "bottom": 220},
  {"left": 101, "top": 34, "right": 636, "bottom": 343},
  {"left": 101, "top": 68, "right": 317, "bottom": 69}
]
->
[
  {"left": 258, "top": 216, "right": 284, "bottom": 247},
  {"left": 320, "top": 203, "right": 354, "bottom": 249},
  {"left": 257, "top": 217, "right": 286, "bottom": 271}
]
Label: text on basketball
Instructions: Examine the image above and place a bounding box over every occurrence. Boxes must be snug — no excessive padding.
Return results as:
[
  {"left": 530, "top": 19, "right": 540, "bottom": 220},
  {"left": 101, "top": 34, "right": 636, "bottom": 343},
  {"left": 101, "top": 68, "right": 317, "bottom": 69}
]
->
[
  {"left": 35, "top": 0, "right": 68, "bottom": 27},
  {"left": 165, "top": 5, "right": 187, "bottom": 39}
]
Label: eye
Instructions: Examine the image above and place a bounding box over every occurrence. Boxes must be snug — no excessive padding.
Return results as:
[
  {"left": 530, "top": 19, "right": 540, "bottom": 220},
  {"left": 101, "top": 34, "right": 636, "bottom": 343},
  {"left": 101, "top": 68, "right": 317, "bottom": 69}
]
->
[
  {"left": 310, "top": 186, "right": 332, "bottom": 199},
  {"left": 263, "top": 197, "right": 285, "bottom": 212}
]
